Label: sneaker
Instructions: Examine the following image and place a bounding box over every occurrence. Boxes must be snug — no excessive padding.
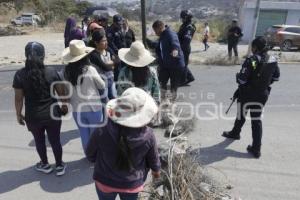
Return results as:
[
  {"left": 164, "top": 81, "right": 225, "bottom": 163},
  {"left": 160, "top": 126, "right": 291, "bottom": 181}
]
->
[
  {"left": 222, "top": 131, "right": 240, "bottom": 140},
  {"left": 35, "top": 162, "right": 53, "bottom": 174},
  {"left": 55, "top": 163, "right": 67, "bottom": 176},
  {"left": 247, "top": 145, "right": 261, "bottom": 158}
]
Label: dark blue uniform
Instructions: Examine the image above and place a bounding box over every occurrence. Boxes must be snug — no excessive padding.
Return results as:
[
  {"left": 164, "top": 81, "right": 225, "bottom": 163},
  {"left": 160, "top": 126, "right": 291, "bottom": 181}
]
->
[
  {"left": 178, "top": 22, "right": 196, "bottom": 85},
  {"left": 232, "top": 54, "right": 280, "bottom": 152},
  {"left": 107, "top": 26, "right": 127, "bottom": 55},
  {"left": 107, "top": 25, "right": 127, "bottom": 81},
  {"left": 228, "top": 26, "right": 243, "bottom": 58},
  {"left": 156, "top": 26, "right": 185, "bottom": 92}
]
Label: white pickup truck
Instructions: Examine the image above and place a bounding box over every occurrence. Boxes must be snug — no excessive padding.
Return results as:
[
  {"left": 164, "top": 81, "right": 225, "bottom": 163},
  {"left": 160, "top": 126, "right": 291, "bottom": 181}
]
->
[{"left": 10, "top": 13, "right": 41, "bottom": 26}]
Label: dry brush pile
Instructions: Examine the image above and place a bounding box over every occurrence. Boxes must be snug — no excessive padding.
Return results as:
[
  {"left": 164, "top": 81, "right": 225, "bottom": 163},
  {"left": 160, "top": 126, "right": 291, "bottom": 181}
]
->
[{"left": 140, "top": 102, "right": 234, "bottom": 200}]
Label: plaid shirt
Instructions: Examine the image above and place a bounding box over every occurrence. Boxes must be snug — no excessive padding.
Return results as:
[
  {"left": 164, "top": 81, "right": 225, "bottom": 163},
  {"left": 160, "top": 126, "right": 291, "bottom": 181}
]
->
[{"left": 117, "top": 66, "right": 160, "bottom": 104}]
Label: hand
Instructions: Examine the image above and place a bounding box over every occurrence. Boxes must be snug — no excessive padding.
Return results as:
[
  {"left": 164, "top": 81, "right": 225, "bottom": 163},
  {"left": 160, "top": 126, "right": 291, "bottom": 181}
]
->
[
  {"left": 152, "top": 170, "right": 160, "bottom": 179},
  {"left": 112, "top": 56, "right": 120, "bottom": 65},
  {"left": 17, "top": 114, "right": 25, "bottom": 126},
  {"left": 233, "top": 89, "right": 239, "bottom": 99},
  {"left": 60, "top": 105, "right": 68, "bottom": 116},
  {"left": 171, "top": 50, "right": 178, "bottom": 57},
  {"left": 234, "top": 33, "right": 239, "bottom": 37}
]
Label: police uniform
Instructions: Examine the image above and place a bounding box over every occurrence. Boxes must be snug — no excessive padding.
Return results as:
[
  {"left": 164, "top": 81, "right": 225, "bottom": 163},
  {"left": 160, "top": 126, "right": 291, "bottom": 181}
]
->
[
  {"left": 224, "top": 52, "right": 280, "bottom": 157},
  {"left": 107, "top": 15, "right": 127, "bottom": 81},
  {"left": 107, "top": 26, "right": 127, "bottom": 55},
  {"left": 178, "top": 21, "right": 196, "bottom": 85}
]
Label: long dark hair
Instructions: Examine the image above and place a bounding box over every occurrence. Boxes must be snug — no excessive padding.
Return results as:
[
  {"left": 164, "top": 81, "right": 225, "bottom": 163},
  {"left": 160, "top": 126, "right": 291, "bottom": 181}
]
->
[
  {"left": 64, "top": 57, "right": 90, "bottom": 86},
  {"left": 130, "top": 66, "right": 150, "bottom": 88},
  {"left": 115, "top": 126, "right": 137, "bottom": 172},
  {"left": 25, "top": 59, "right": 50, "bottom": 98}
]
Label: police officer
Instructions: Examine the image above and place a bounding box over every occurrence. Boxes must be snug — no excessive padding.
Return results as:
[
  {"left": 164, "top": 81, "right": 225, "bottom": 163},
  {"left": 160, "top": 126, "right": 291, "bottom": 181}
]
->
[
  {"left": 178, "top": 10, "right": 196, "bottom": 86},
  {"left": 222, "top": 37, "right": 280, "bottom": 158},
  {"left": 227, "top": 19, "right": 243, "bottom": 63},
  {"left": 107, "top": 14, "right": 127, "bottom": 80},
  {"left": 107, "top": 14, "right": 127, "bottom": 55}
]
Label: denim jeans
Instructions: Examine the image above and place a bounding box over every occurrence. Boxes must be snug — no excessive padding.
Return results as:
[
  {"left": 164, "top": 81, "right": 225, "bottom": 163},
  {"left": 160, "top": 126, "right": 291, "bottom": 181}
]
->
[
  {"left": 73, "top": 111, "right": 103, "bottom": 153},
  {"left": 95, "top": 184, "right": 138, "bottom": 200},
  {"left": 99, "top": 73, "right": 117, "bottom": 104}
]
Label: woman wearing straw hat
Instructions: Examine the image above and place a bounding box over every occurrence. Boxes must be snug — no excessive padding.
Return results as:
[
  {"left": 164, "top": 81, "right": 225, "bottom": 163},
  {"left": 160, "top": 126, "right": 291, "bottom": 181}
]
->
[
  {"left": 63, "top": 40, "right": 105, "bottom": 154},
  {"left": 117, "top": 41, "right": 160, "bottom": 104},
  {"left": 86, "top": 87, "right": 161, "bottom": 200}
]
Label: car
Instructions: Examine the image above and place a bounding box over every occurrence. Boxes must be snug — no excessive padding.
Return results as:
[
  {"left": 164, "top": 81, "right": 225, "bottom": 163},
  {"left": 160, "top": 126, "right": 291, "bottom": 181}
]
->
[
  {"left": 10, "top": 13, "right": 41, "bottom": 26},
  {"left": 264, "top": 25, "right": 300, "bottom": 51}
]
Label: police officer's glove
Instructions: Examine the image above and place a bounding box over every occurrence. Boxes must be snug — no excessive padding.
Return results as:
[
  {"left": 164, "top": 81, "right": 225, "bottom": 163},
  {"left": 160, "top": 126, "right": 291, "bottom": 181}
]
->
[
  {"left": 233, "top": 88, "right": 239, "bottom": 100},
  {"left": 235, "top": 73, "right": 239, "bottom": 83}
]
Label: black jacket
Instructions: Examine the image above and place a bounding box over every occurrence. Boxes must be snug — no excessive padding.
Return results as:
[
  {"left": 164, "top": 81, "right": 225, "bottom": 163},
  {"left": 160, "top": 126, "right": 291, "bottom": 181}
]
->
[
  {"left": 107, "top": 25, "right": 127, "bottom": 54},
  {"left": 89, "top": 50, "right": 113, "bottom": 74},
  {"left": 178, "top": 22, "right": 196, "bottom": 52},
  {"left": 237, "top": 54, "right": 280, "bottom": 97}
]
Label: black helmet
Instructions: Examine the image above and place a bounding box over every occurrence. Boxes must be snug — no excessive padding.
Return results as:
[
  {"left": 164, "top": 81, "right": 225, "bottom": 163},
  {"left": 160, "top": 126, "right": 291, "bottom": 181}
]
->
[
  {"left": 252, "top": 36, "right": 267, "bottom": 52},
  {"left": 25, "top": 42, "right": 45, "bottom": 61},
  {"left": 180, "top": 10, "right": 193, "bottom": 20},
  {"left": 113, "top": 14, "right": 123, "bottom": 25}
]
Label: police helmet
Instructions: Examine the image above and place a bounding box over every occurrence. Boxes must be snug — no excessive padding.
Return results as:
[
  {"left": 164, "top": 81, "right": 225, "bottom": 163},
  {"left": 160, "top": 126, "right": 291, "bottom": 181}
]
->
[
  {"left": 25, "top": 42, "right": 45, "bottom": 62},
  {"left": 180, "top": 10, "right": 193, "bottom": 20},
  {"left": 113, "top": 14, "right": 124, "bottom": 25},
  {"left": 252, "top": 36, "right": 267, "bottom": 52}
]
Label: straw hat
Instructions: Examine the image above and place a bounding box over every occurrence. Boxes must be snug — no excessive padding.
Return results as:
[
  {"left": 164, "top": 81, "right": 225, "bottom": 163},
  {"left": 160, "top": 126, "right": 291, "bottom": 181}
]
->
[
  {"left": 118, "top": 41, "right": 155, "bottom": 67},
  {"left": 62, "top": 40, "right": 94, "bottom": 64},
  {"left": 106, "top": 87, "right": 158, "bottom": 128}
]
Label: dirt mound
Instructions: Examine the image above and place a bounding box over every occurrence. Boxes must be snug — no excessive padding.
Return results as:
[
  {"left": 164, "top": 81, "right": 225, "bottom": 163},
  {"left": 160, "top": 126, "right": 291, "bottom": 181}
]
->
[{"left": 0, "top": 25, "right": 25, "bottom": 36}]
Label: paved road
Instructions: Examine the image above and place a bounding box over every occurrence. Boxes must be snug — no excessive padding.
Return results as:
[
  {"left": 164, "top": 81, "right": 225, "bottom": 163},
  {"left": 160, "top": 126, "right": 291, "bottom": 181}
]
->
[{"left": 0, "top": 64, "right": 299, "bottom": 200}]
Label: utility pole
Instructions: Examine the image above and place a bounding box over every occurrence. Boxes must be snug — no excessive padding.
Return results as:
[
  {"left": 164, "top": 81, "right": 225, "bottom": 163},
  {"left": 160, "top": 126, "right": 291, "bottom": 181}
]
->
[
  {"left": 141, "top": 0, "right": 147, "bottom": 46},
  {"left": 247, "top": 0, "right": 261, "bottom": 56}
]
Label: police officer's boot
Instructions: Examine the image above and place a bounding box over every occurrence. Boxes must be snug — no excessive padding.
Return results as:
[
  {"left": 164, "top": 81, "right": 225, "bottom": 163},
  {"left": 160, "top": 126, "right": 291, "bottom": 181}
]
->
[
  {"left": 247, "top": 145, "right": 261, "bottom": 158},
  {"left": 222, "top": 130, "right": 240, "bottom": 140}
]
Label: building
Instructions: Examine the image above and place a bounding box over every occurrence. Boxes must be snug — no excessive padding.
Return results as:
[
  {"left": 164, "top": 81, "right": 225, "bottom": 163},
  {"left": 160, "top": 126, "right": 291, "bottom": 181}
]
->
[{"left": 240, "top": 0, "right": 300, "bottom": 41}]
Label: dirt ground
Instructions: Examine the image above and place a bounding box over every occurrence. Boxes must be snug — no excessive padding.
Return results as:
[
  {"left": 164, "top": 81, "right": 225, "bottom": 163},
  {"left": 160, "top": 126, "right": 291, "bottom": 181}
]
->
[{"left": 0, "top": 29, "right": 299, "bottom": 69}]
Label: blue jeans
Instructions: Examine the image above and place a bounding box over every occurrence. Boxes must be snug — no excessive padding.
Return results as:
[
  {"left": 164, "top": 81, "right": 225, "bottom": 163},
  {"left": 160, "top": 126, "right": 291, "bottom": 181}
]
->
[
  {"left": 99, "top": 73, "right": 117, "bottom": 104},
  {"left": 73, "top": 111, "right": 103, "bottom": 152},
  {"left": 95, "top": 184, "right": 138, "bottom": 200}
]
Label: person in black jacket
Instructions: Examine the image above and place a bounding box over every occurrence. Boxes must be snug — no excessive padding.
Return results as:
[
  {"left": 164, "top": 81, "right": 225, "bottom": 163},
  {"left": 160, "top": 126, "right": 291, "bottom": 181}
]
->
[
  {"left": 178, "top": 10, "right": 196, "bottom": 86},
  {"left": 222, "top": 37, "right": 280, "bottom": 158},
  {"left": 107, "top": 14, "right": 127, "bottom": 55},
  {"left": 152, "top": 20, "right": 185, "bottom": 102},
  {"left": 107, "top": 14, "right": 127, "bottom": 81},
  {"left": 227, "top": 19, "right": 243, "bottom": 62},
  {"left": 123, "top": 18, "right": 136, "bottom": 48}
]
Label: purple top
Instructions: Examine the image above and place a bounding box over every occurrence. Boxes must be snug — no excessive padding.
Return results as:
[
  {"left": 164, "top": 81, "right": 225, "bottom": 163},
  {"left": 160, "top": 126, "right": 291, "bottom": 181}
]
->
[
  {"left": 86, "top": 119, "right": 161, "bottom": 189},
  {"left": 64, "top": 17, "right": 76, "bottom": 39},
  {"left": 69, "top": 28, "right": 83, "bottom": 42}
]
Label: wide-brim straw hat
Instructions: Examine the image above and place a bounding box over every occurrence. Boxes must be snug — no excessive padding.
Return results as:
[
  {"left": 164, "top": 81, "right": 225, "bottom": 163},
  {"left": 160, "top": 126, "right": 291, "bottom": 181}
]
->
[
  {"left": 118, "top": 41, "right": 155, "bottom": 67},
  {"left": 106, "top": 87, "right": 158, "bottom": 128},
  {"left": 62, "top": 40, "right": 94, "bottom": 64}
]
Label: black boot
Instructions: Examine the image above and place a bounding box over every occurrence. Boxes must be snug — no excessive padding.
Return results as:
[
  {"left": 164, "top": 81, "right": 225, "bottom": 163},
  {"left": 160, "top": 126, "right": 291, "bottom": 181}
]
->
[
  {"left": 222, "top": 131, "right": 240, "bottom": 140},
  {"left": 247, "top": 145, "right": 261, "bottom": 158}
]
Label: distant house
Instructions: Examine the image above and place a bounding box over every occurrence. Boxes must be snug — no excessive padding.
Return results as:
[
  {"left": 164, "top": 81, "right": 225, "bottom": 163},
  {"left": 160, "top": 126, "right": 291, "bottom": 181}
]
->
[{"left": 240, "top": 1, "right": 300, "bottom": 41}]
